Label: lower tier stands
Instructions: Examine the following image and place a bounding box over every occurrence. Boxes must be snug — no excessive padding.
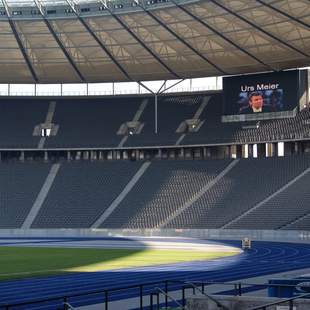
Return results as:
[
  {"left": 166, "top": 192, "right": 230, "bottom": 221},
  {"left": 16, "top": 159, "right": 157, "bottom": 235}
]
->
[
  {"left": 31, "top": 161, "right": 141, "bottom": 228},
  {"left": 100, "top": 159, "right": 231, "bottom": 229},
  {"left": 0, "top": 156, "right": 310, "bottom": 231},
  {"left": 0, "top": 93, "right": 309, "bottom": 148},
  {"left": 166, "top": 156, "right": 310, "bottom": 229},
  {"left": 0, "top": 163, "right": 51, "bottom": 228},
  {"left": 226, "top": 164, "right": 310, "bottom": 230},
  {"left": 284, "top": 213, "right": 310, "bottom": 231}
]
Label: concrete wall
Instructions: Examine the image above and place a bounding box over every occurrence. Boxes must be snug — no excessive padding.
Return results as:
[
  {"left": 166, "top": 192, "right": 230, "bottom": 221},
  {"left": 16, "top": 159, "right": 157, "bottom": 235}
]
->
[
  {"left": 0, "top": 228, "right": 310, "bottom": 243},
  {"left": 187, "top": 295, "right": 310, "bottom": 310}
]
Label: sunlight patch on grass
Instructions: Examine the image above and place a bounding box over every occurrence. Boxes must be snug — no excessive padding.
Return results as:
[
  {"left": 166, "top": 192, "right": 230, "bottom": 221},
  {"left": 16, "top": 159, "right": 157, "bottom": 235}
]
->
[
  {"left": 0, "top": 246, "right": 240, "bottom": 281},
  {"left": 66, "top": 249, "right": 238, "bottom": 272}
]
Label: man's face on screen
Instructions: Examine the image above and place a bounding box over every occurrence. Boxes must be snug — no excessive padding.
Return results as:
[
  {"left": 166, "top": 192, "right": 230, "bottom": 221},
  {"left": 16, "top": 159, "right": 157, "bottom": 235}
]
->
[{"left": 250, "top": 95, "right": 263, "bottom": 110}]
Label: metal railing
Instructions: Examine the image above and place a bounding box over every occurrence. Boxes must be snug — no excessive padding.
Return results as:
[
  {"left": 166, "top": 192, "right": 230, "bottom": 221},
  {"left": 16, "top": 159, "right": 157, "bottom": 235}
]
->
[
  {"left": 1, "top": 279, "right": 309, "bottom": 310},
  {"left": 183, "top": 281, "right": 230, "bottom": 310},
  {"left": 0, "top": 84, "right": 222, "bottom": 97},
  {"left": 63, "top": 302, "right": 76, "bottom": 310},
  {"left": 152, "top": 287, "right": 185, "bottom": 310}
]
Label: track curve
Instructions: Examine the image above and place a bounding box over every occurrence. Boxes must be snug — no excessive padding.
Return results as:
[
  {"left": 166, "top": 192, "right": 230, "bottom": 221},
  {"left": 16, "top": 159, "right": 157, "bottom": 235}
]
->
[{"left": 0, "top": 237, "right": 310, "bottom": 309}]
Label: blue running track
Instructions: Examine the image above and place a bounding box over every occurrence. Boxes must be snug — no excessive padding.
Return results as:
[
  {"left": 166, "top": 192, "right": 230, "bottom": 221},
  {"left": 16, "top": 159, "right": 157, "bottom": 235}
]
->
[{"left": 1, "top": 238, "right": 310, "bottom": 309}]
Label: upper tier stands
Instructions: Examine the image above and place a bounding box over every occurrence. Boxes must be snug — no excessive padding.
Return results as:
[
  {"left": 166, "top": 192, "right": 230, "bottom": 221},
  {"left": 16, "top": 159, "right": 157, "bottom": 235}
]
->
[
  {"left": 124, "top": 95, "right": 204, "bottom": 147},
  {"left": 0, "top": 99, "right": 48, "bottom": 148},
  {"left": 0, "top": 155, "right": 310, "bottom": 231},
  {"left": 0, "top": 93, "right": 308, "bottom": 149},
  {"left": 45, "top": 97, "right": 140, "bottom": 148}
]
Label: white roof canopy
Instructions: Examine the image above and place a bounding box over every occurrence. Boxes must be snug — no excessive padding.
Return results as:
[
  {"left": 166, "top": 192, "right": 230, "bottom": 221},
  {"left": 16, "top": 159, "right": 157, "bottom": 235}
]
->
[{"left": 0, "top": 0, "right": 308, "bottom": 83}]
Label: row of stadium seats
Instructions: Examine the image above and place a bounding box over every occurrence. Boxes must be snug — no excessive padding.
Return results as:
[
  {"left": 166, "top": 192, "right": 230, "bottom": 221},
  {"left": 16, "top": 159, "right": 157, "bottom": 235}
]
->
[
  {"left": 166, "top": 156, "right": 310, "bottom": 229},
  {"left": 101, "top": 159, "right": 230, "bottom": 229},
  {"left": 1, "top": 155, "right": 310, "bottom": 231},
  {"left": 0, "top": 93, "right": 309, "bottom": 148}
]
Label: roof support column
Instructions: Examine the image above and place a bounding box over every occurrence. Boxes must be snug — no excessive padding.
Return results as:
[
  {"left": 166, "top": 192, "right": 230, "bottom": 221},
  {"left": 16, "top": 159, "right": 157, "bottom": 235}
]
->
[{"left": 155, "top": 93, "right": 158, "bottom": 134}]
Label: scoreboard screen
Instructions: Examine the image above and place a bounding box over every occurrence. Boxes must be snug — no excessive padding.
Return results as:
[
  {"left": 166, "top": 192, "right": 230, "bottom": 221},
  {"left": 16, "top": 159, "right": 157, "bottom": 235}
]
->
[{"left": 222, "top": 70, "right": 300, "bottom": 117}]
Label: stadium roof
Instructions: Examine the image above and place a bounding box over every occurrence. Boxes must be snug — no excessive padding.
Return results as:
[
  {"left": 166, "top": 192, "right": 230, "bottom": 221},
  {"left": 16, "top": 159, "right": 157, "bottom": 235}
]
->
[{"left": 0, "top": 0, "right": 309, "bottom": 84}]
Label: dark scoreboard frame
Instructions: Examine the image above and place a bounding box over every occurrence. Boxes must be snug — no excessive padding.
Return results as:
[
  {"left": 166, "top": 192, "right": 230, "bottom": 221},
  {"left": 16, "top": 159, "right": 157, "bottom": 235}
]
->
[{"left": 222, "top": 70, "right": 304, "bottom": 119}]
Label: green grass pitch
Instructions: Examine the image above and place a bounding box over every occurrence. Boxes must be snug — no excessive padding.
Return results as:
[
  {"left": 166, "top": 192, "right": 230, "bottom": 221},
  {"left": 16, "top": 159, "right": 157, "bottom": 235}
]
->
[{"left": 0, "top": 246, "right": 239, "bottom": 281}]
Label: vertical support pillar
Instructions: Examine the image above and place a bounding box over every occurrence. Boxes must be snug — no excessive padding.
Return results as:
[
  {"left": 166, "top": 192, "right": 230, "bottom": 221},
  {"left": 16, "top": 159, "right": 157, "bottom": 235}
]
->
[
  {"left": 178, "top": 148, "right": 184, "bottom": 159},
  {"left": 294, "top": 142, "right": 299, "bottom": 154},
  {"left": 272, "top": 143, "right": 277, "bottom": 156},
  {"left": 67, "top": 151, "right": 71, "bottom": 161},
  {"left": 278, "top": 142, "right": 285, "bottom": 157},
  {"left": 19, "top": 151, "right": 25, "bottom": 162},
  {"left": 230, "top": 145, "right": 237, "bottom": 159},
  {"left": 203, "top": 147, "right": 207, "bottom": 159},
  {"left": 225, "top": 145, "right": 231, "bottom": 158},
  {"left": 269, "top": 143, "right": 275, "bottom": 156},
  {"left": 248, "top": 144, "right": 253, "bottom": 158},
  {"left": 157, "top": 148, "right": 162, "bottom": 159},
  {"left": 242, "top": 144, "right": 249, "bottom": 158},
  {"left": 44, "top": 151, "right": 48, "bottom": 162},
  {"left": 257, "top": 143, "right": 265, "bottom": 158},
  {"left": 155, "top": 94, "right": 158, "bottom": 134}
]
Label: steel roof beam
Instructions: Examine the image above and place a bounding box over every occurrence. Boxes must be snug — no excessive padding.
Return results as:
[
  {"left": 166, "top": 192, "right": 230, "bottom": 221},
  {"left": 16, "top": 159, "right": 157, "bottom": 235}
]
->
[
  {"left": 210, "top": 0, "right": 310, "bottom": 59},
  {"left": 255, "top": 0, "right": 310, "bottom": 30},
  {"left": 159, "top": 78, "right": 185, "bottom": 94},
  {"left": 99, "top": 0, "right": 182, "bottom": 79},
  {"left": 34, "top": 0, "right": 86, "bottom": 82},
  {"left": 66, "top": 0, "right": 172, "bottom": 88},
  {"left": 65, "top": 0, "right": 132, "bottom": 81},
  {"left": 1, "top": 0, "right": 39, "bottom": 82},
  {"left": 168, "top": 0, "right": 275, "bottom": 72},
  {"left": 135, "top": 0, "right": 227, "bottom": 75}
]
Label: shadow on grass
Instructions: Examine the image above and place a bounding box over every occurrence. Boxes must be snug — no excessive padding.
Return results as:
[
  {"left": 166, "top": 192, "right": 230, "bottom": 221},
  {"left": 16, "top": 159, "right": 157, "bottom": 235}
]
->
[
  {"left": 0, "top": 245, "right": 239, "bottom": 282},
  {"left": 0, "top": 237, "right": 147, "bottom": 281}
]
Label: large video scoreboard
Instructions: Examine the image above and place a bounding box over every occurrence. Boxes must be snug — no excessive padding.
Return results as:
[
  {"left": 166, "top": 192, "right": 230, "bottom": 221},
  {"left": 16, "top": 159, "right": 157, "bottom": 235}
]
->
[{"left": 222, "top": 70, "right": 307, "bottom": 122}]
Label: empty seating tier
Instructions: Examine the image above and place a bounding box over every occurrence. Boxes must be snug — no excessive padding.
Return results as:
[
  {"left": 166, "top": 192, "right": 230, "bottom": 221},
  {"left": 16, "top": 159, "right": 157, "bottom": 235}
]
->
[
  {"left": 0, "top": 156, "right": 310, "bottom": 230},
  {"left": 0, "top": 163, "right": 51, "bottom": 228},
  {"left": 31, "top": 161, "right": 141, "bottom": 228},
  {"left": 0, "top": 93, "right": 308, "bottom": 148},
  {"left": 101, "top": 160, "right": 231, "bottom": 229}
]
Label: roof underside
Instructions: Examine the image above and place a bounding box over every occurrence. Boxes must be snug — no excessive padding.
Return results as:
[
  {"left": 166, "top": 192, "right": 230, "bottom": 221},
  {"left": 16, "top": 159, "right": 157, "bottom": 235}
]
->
[{"left": 0, "top": 0, "right": 309, "bottom": 83}]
